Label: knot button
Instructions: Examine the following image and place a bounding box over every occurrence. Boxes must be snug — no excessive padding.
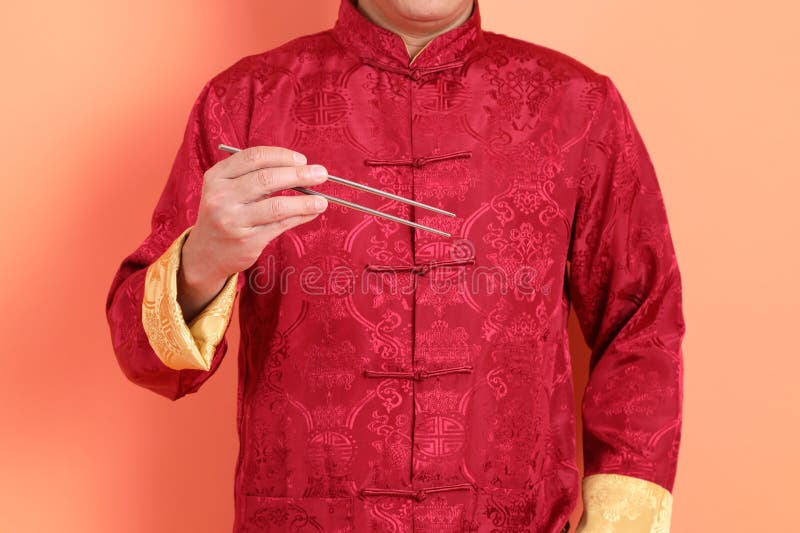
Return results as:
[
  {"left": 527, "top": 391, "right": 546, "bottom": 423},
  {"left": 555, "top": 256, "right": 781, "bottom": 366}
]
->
[{"left": 411, "top": 263, "right": 432, "bottom": 275}]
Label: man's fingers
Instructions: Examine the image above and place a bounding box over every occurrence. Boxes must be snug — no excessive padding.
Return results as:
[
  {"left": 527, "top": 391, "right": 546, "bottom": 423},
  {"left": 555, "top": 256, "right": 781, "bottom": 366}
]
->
[
  {"left": 236, "top": 164, "right": 329, "bottom": 202},
  {"left": 209, "top": 145, "right": 307, "bottom": 181},
  {"left": 244, "top": 193, "right": 328, "bottom": 227},
  {"left": 257, "top": 213, "right": 322, "bottom": 242}
]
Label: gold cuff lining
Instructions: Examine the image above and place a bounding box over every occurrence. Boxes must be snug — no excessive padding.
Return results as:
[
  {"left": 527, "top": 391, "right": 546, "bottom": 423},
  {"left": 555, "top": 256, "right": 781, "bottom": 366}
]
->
[
  {"left": 142, "top": 226, "right": 238, "bottom": 371},
  {"left": 575, "top": 473, "right": 673, "bottom": 532}
]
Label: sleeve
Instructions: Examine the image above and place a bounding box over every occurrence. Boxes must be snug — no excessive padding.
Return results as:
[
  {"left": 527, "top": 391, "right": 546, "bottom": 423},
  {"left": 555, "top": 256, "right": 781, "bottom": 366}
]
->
[
  {"left": 105, "top": 78, "right": 247, "bottom": 401},
  {"left": 567, "top": 75, "right": 686, "bottom": 532}
]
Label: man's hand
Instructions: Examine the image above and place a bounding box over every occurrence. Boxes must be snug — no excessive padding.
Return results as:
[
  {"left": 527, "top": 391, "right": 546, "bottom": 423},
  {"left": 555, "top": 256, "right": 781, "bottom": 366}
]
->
[{"left": 177, "top": 146, "right": 329, "bottom": 322}]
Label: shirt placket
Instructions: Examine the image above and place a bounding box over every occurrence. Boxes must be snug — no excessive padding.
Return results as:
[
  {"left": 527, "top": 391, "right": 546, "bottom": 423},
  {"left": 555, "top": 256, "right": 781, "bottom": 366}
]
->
[{"left": 358, "top": 61, "right": 477, "bottom": 508}]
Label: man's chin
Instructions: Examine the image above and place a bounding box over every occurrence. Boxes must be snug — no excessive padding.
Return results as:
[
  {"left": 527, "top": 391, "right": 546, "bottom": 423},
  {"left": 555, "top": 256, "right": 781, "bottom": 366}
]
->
[{"left": 383, "top": 0, "right": 473, "bottom": 25}]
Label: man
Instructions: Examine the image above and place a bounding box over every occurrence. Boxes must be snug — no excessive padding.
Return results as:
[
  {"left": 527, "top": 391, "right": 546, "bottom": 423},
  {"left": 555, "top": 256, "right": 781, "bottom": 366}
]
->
[{"left": 106, "top": 0, "right": 685, "bottom": 531}]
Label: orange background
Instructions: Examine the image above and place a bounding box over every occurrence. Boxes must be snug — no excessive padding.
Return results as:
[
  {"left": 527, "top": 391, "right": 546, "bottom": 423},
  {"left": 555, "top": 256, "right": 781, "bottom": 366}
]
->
[{"left": 0, "top": 1, "right": 796, "bottom": 531}]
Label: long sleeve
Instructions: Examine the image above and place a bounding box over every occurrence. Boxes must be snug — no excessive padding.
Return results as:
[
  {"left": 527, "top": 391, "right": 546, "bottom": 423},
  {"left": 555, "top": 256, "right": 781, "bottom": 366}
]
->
[
  {"left": 105, "top": 78, "right": 246, "bottom": 401},
  {"left": 568, "top": 75, "right": 686, "bottom": 531}
]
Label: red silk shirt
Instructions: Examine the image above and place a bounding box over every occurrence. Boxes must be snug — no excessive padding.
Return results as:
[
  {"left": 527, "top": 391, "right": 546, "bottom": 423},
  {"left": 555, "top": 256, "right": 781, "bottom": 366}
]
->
[{"left": 105, "top": 1, "right": 685, "bottom": 531}]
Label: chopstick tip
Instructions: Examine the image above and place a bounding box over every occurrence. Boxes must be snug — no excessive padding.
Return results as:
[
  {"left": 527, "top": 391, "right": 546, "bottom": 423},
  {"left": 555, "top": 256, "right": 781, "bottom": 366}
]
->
[{"left": 218, "top": 143, "right": 240, "bottom": 153}]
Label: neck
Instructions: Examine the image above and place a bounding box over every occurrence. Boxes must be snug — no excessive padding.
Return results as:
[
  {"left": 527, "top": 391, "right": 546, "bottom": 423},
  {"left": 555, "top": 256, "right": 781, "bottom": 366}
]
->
[{"left": 355, "top": 0, "right": 474, "bottom": 61}]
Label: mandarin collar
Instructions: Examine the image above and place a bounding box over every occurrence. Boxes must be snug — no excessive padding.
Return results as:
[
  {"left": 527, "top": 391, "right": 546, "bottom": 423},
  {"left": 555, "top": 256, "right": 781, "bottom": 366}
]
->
[{"left": 331, "top": 0, "right": 483, "bottom": 75}]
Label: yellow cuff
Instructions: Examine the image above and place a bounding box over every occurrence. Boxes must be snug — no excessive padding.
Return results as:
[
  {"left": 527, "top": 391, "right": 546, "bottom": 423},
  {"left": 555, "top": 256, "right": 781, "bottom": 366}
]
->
[
  {"left": 575, "top": 473, "right": 673, "bottom": 533},
  {"left": 142, "top": 226, "right": 238, "bottom": 371}
]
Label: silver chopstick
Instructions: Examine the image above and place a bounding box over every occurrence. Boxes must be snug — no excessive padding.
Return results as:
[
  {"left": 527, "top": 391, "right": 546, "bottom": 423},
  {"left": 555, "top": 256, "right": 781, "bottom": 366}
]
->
[
  {"left": 293, "top": 187, "right": 450, "bottom": 237},
  {"left": 324, "top": 174, "right": 454, "bottom": 217},
  {"left": 216, "top": 144, "right": 452, "bottom": 237}
]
